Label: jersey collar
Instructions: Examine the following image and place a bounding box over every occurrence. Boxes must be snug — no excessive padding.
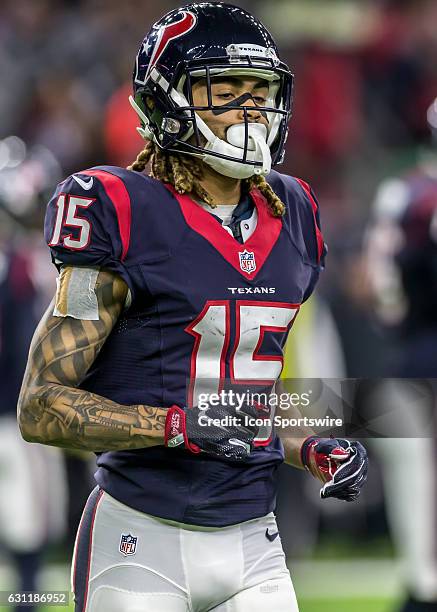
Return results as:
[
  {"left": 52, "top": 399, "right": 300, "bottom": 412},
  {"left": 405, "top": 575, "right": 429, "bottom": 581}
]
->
[{"left": 165, "top": 184, "right": 282, "bottom": 280}]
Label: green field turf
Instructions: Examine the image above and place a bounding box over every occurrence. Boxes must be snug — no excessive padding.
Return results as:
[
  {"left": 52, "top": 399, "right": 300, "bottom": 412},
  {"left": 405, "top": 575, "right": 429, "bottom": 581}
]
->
[{"left": 300, "top": 598, "right": 396, "bottom": 612}]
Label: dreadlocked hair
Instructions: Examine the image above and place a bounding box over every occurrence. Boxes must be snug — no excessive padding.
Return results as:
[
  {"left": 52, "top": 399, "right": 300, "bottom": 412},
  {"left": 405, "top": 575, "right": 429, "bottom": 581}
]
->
[{"left": 128, "top": 142, "right": 285, "bottom": 217}]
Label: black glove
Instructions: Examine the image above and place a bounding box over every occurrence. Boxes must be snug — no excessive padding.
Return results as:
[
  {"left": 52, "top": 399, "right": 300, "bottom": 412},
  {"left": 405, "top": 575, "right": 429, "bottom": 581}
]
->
[
  {"left": 164, "top": 402, "right": 269, "bottom": 461},
  {"left": 301, "top": 436, "right": 368, "bottom": 501}
]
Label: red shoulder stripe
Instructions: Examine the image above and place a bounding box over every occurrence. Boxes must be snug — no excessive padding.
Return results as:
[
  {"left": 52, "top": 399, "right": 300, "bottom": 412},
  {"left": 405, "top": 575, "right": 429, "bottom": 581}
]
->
[
  {"left": 294, "top": 177, "right": 324, "bottom": 264},
  {"left": 81, "top": 170, "right": 131, "bottom": 261}
]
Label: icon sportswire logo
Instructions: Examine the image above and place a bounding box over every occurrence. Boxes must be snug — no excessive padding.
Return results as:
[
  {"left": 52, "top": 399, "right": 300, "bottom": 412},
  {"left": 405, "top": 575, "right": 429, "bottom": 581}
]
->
[{"left": 72, "top": 175, "right": 93, "bottom": 190}]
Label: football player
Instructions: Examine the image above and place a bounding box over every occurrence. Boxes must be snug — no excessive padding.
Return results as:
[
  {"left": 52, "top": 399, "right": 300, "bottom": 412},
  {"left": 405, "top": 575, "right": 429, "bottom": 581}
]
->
[{"left": 18, "top": 4, "right": 368, "bottom": 611}]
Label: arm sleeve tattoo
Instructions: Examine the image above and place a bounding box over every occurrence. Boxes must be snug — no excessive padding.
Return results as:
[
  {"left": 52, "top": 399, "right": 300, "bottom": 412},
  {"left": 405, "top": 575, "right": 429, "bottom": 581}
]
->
[{"left": 17, "top": 267, "right": 167, "bottom": 451}]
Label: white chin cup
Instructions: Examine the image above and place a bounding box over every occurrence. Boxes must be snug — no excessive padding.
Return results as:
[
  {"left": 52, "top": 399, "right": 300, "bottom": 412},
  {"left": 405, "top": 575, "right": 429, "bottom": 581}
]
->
[{"left": 201, "top": 123, "right": 272, "bottom": 179}]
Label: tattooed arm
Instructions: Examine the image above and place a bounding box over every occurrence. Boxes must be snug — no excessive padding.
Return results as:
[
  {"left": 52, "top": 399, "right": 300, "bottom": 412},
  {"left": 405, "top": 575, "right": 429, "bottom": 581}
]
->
[{"left": 18, "top": 267, "right": 167, "bottom": 451}]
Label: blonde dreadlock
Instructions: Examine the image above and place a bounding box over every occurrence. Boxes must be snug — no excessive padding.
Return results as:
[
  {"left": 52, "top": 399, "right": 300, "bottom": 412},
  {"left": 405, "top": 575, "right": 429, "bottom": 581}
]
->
[{"left": 128, "top": 142, "right": 285, "bottom": 217}]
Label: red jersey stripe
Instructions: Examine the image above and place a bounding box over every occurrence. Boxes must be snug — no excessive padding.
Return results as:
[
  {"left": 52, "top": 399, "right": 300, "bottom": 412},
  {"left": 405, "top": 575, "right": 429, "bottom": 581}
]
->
[
  {"left": 82, "top": 169, "right": 132, "bottom": 261},
  {"left": 294, "top": 178, "right": 324, "bottom": 264}
]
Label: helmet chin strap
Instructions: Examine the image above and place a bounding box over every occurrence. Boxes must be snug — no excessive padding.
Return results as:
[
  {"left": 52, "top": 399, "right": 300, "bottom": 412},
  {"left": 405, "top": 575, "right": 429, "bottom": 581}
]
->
[
  {"left": 196, "top": 114, "right": 272, "bottom": 179},
  {"left": 129, "top": 95, "right": 155, "bottom": 140}
]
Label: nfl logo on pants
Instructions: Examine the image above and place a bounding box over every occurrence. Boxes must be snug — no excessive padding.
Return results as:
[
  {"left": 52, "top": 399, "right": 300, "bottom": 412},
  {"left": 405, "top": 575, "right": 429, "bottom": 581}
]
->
[{"left": 119, "top": 534, "right": 138, "bottom": 556}]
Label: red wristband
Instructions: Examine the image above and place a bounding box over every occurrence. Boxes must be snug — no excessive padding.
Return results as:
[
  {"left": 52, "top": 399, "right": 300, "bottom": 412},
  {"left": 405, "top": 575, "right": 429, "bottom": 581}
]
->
[
  {"left": 300, "top": 435, "right": 319, "bottom": 470},
  {"left": 164, "top": 405, "right": 201, "bottom": 454}
]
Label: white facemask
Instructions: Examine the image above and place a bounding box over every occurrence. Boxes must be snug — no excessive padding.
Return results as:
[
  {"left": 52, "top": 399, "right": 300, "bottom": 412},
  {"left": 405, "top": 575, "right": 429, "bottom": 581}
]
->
[{"left": 129, "top": 72, "right": 276, "bottom": 180}]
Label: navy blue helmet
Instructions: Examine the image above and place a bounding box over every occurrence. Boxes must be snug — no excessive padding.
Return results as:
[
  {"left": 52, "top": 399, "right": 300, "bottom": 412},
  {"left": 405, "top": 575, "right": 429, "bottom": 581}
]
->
[{"left": 130, "top": 2, "right": 294, "bottom": 178}]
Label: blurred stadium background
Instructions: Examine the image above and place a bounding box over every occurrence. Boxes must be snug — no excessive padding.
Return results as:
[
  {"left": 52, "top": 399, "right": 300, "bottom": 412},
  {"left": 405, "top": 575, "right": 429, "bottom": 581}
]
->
[{"left": 2, "top": 0, "right": 437, "bottom": 611}]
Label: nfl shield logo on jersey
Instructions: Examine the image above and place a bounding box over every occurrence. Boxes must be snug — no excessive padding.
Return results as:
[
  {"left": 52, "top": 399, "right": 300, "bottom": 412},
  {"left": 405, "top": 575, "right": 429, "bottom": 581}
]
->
[
  {"left": 239, "top": 250, "right": 256, "bottom": 274},
  {"left": 119, "top": 534, "right": 138, "bottom": 556}
]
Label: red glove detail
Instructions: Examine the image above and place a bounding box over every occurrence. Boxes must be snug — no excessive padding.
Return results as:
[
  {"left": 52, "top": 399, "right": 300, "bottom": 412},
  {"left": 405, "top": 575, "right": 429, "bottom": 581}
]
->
[
  {"left": 164, "top": 405, "right": 201, "bottom": 454},
  {"left": 300, "top": 435, "right": 350, "bottom": 483}
]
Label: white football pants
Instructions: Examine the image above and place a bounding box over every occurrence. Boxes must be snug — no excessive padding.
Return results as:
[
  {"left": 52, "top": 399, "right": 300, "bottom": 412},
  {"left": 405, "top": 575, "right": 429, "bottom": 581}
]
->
[{"left": 72, "top": 487, "right": 299, "bottom": 612}]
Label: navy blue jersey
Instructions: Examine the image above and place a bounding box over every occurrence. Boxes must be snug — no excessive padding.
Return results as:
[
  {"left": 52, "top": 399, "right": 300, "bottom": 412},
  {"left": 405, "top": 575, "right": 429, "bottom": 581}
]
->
[{"left": 44, "top": 166, "right": 325, "bottom": 526}]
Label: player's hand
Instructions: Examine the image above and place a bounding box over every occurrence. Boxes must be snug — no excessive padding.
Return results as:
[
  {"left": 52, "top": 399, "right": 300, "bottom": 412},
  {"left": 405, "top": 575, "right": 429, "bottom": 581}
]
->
[
  {"left": 300, "top": 436, "right": 368, "bottom": 501},
  {"left": 164, "top": 402, "right": 269, "bottom": 461}
]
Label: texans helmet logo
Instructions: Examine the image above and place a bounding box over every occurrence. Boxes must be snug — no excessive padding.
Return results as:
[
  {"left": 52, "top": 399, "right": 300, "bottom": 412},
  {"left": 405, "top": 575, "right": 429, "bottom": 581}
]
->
[{"left": 142, "top": 11, "right": 197, "bottom": 83}]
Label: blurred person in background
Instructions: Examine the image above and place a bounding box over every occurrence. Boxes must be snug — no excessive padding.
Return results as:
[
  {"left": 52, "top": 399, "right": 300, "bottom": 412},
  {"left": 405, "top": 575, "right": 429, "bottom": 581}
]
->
[
  {"left": 16, "top": 3, "right": 368, "bottom": 611},
  {"left": 365, "top": 97, "right": 437, "bottom": 612},
  {"left": 0, "top": 137, "right": 67, "bottom": 611},
  {"left": 276, "top": 294, "right": 348, "bottom": 559}
]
